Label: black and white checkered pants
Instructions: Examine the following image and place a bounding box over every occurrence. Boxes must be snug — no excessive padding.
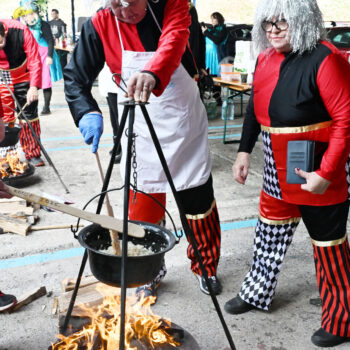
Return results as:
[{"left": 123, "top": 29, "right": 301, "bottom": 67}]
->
[{"left": 239, "top": 216, "right": 299, "bottom": 310}]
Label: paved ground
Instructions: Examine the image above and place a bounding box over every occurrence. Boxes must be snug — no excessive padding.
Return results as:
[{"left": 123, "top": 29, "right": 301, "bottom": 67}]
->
[{"left": 1, "top": 81, "right": 349, "bottom": 350}]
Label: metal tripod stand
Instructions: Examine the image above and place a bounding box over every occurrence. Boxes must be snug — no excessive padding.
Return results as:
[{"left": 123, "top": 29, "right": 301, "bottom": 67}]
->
[{"left": 63, "top": 100, "right": 236, "bottom": 350}]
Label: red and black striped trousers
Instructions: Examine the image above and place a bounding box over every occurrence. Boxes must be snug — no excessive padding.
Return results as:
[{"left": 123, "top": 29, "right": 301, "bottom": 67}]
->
[
  {"left": 186, "top": 200, "right": 221, "bottom": 276},
  {"left": 313, "top": 238, "right": 350, "bottom": 337},
  {"left": 128, "top": 175, "right": 221, "bottom": 277},
  {"left": 19, "top": 119, "right": 41, "bottom": 160},
  {"left": 241, "top": 190, "right": 350, "bottom": 336}
]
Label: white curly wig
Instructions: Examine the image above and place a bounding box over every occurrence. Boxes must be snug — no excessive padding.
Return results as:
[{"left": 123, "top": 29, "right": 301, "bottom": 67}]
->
[
  {"left": 101, "top": 0, "right": 158, "bottom": 7},
  {"left": 252, "top": 0, "right": 327, "bottom": 55}
]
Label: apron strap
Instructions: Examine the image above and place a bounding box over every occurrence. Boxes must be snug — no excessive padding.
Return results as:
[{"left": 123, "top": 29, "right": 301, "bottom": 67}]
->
[
  {"left": 115, "top": 17, "right": 125, "bottom": 52},
  {"left": 148, "top": 2, "right": 199, "bottom": 75}
]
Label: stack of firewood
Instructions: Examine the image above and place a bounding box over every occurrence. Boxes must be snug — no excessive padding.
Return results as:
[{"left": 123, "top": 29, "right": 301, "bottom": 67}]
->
[
  {"left": 0, "top": 196, "right": 39, "bottom": 235},
  {"left": 52, "top": 275, "right": 120, "bottom": 334}
]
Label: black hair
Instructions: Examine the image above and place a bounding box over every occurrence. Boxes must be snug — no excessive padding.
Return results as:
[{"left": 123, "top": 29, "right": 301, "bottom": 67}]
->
[
  {"left": 52, "top": 9, "right": 59, "bottom": 14},
  {"left": 0, "top": 22, "right": 5, "bottom": 37},
  {"left": 211, "top": 12, "right": 225, "bottom": 26}
]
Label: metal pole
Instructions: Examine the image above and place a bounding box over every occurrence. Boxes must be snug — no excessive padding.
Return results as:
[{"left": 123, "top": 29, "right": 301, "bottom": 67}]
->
[
  {"left": 140, "top": 104, "right": 236, "bottom": 350},
  {"left": 62, "top": 250, "right": 88, "bottom": 333},
  {"left": 0, "top": 71, "right": 70, "bottom": 193},
  {"left": 62, "top": 106, "right": 130, "bottom": 334},
  {"left": 119, "top": 102, "right": 135, "bottom": 350},
  {"left": 71, "top": 0, "right": 76, "bottom": 43}
]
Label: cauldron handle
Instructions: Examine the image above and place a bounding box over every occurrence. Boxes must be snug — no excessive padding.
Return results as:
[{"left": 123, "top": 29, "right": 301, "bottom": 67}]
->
[{"left": 131, "top": 187, "right": 183, "bottom": 243}]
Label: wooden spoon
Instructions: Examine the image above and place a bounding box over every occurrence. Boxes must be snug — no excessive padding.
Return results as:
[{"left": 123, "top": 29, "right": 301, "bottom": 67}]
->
[{"left": 95, "top": 151, "right": 121, "bottom": 255}]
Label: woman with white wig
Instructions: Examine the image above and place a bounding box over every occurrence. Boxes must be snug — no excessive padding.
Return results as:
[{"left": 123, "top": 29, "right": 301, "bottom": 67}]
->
[
  {"left": 225, "top": 0, "right": 350, "bottom": 347},
  {"left": 64, "top": 0, "right": 223, "bottom": 302}
]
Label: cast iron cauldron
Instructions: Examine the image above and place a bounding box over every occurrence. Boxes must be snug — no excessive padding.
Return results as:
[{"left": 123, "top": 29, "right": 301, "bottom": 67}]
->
[
  {"left": 78, "top": 221, "right": 176, "bottom": 288},
  {"left": 0, "top": 124, "right": 21, "bottom": 147}
]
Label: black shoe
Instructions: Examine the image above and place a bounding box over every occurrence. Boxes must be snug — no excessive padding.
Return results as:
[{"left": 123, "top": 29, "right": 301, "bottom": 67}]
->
[
  {"left": 40, "top": 108, "right": 51, "bottom": 115},
  {"left": 311, "top": 328, "right": 349, "bottom": 347},
  {"left": 195, "top": 273, "right": 222, "bottom": 295},
  {"left": 0, "top": 291, "right": 17, "bottom": 312},
  {"left": 29, "top": 157, "right": 45, "bottom": 167},
  {"left": 135, "top": 281, "right": 159, "bottom": 305},
  {"left": 224, "top": 295, "right": 256, "bottom": 315}
]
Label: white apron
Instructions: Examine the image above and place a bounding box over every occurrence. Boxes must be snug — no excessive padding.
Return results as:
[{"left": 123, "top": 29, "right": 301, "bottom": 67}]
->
[{"left": 115, "top": 11, "right": 211, "bottom": 193}]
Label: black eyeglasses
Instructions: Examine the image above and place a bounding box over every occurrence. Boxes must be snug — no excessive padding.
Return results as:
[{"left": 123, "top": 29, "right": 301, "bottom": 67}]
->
[{"left": 261, "top": 19, "right": 288, "bottom": 32}]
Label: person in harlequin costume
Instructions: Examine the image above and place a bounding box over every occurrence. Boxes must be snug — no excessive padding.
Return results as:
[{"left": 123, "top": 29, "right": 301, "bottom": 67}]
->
[
  {"left": 19, "top": 0, "right": 62, "bottom": 118},
  {"left": 0, "top": 116, "right": 17, "bottom": 313},
  {"left": 64, "top": 0, "right": 222, "bottom": 301},
  {"left": 0, "top": 18, "right": 42, "bottom": 166},
  {"left": 224, "top": 0, "right": 350, "bottom": 347}
]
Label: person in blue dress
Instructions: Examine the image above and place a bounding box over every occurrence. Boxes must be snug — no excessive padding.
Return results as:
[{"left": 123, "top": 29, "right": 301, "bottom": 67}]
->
[
  {"left": 17, "top": 0, "right": 63, "bottom": 115},
  {"left": 202, "top": 12, "right": 228, "bottom": 76}
]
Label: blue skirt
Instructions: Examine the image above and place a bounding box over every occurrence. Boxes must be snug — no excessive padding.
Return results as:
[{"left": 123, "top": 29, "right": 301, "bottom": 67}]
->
[{"left": 205, "top": 37, "right": 219, "bottom": 76}]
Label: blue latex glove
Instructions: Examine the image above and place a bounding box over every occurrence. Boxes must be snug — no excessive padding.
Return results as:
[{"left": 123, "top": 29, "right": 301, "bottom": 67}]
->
[{"left": 78, "top": 113, "right": 103, "bottom": 153}]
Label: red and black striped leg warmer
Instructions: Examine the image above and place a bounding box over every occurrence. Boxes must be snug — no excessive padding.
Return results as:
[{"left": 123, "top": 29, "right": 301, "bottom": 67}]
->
[
  {"left": 186, "top": 200, "right": 221, "bottom": 277},
  {"left": 19, "top": 120, "right": 41, "bottom": 160},
  {"left": 313, "top": 237, "right": 350, "bottom": 337}
]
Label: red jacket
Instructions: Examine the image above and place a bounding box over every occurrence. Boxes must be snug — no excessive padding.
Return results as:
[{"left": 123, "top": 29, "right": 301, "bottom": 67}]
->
[
  {"left": 239, "top": 42, "right": 350, "bottom": 205},
  {"left": 0, "top": 19, "right": 41, "bottom": 88},
  {"left": 64, "top": 0, "right": 193, "bottom": 124}
]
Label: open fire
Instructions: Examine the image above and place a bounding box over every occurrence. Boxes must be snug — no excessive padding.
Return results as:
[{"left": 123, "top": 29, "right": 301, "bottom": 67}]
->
[
  {"left": 51, "top": 285, "right": 180, "bottom": 350},
  {"left": 0, "top": 148, "right": 28, "bottom": 179}
]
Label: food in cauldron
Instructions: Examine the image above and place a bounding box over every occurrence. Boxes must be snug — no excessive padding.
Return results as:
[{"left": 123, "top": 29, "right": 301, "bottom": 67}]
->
[{"left": 100, "top": 240, "right": 153, "bottom": 256}]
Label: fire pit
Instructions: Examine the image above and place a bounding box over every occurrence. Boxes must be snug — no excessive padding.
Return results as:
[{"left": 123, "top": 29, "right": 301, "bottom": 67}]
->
[
  {"left": 49, "top": 291, "right": 200, "bottom": 350},
  {"left": 50, "top": 322, "right": 199, "bottom": 350},
  {"left": 0, "top": 124, "right": 21, "bottom": 148},
  {"left": 1, "top": 161, "right": 35, "bottom": 185},
  {"left": 0, "top": 126, "right": 35, "bottom": 184}
]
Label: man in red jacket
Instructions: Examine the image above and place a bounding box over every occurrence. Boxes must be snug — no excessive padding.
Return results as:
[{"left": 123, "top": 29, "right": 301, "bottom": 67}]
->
[
  {"left": 65, "top": 0, "right": 223, "bottom": 301},
  {"left": 0, "top": 19, "right": 44, "bottom": 166},
  {"left": 0, "top": 114, "right": 17, "bottom": 313}
]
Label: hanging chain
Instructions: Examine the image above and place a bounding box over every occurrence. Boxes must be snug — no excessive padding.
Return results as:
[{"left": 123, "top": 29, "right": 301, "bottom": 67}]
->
[{"left": 131, "top": 132, "right": 138, "bottom": 204}]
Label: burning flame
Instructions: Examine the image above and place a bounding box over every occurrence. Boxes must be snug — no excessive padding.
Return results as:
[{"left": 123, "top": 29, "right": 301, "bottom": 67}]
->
[
  {"left": 0, "top": 149, "right": 28, "bottom": 178},
  {"left": 52, "top": 285, "right": 180, "bottom": 349}
]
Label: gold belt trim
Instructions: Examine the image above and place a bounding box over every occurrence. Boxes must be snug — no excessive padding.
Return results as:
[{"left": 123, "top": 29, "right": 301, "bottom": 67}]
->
[
  {"left": 259, "top": 215, "right": 301, "bottom": 225},
  {"left": 19, "top": 116, "right": 39, "bottom": 123},
  {"left": 311, "top": 233, "right": 348, "bottom": 247},
  {"left": 185, "top": 199, "right": 216, "bottom": 220},
  {"left": 0, "top": 59, "right": 27, "bottom": 72},
  {"left": 261, "top": 120, "right": 333, "bottom": 134}
]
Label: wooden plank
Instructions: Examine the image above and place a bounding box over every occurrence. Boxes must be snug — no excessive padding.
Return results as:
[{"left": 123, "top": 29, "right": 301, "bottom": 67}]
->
[
  {"left": 7, "top": 186, "right": 145, "bottom": 238},
  {"left": 9, "top": 286, "right": 47, "bottom": 313},
  {"left": 56, "top": 282, "right": 120, "bottom": 316},
  {"left": 0, "top": 213, "right": 31, "bottom": 235},
  {"left": 0, "top": 202, "right": 34, "bottom": 215},
  {"left": 0, "top": 197, "right": 26, "bottom": 205},
  {"left": 58, "top": 314, "right": 91, "bottom": 336},
  {"left": 61, "top": 275, "right": 98, "bottom": 292}
]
